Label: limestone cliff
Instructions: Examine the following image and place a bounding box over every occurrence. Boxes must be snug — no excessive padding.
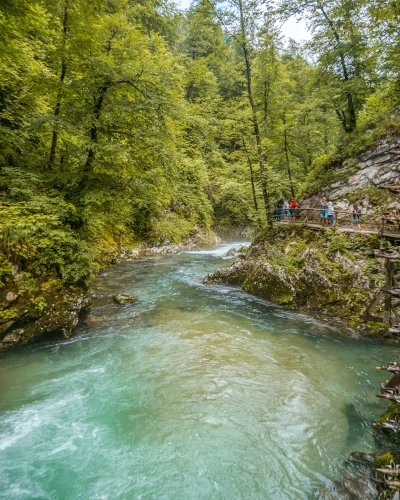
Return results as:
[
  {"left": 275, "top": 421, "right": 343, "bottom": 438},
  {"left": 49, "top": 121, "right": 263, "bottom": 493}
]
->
[{"left": 303, "top": 135, "right": 400, "bottom": 213}]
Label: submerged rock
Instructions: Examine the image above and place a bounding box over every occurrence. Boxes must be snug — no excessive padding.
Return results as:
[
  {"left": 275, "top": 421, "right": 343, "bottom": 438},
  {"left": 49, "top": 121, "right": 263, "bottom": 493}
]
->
[
  {"left": 317, "top": 453, "right": 378, "bottom": 499},
  {"left": 83, "top": 315, "right": 107, "bottom": 326},
  {"left": 113, "top": 293, "right": 138, "bottom": 305}
]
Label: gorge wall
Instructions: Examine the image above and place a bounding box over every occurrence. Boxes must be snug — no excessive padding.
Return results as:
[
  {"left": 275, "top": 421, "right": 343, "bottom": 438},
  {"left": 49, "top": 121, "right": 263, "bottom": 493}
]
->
[{"left": 303, "top": 135, "right": 400, "bottom": 213}]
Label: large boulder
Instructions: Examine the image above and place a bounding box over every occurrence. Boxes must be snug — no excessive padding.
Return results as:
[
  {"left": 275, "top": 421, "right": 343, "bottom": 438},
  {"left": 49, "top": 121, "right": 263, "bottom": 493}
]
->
[
  {"left": 0, "top": 283, "right": 91, "bottom": 352},
  {"left": 203, "top": 226, "right": 385, "bottom": 334}
]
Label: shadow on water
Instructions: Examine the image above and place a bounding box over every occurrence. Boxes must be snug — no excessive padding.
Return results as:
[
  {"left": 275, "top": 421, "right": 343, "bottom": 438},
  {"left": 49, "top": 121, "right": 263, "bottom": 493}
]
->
[{"left": 343, "top": 402, "right": 367, "bottom": 447}]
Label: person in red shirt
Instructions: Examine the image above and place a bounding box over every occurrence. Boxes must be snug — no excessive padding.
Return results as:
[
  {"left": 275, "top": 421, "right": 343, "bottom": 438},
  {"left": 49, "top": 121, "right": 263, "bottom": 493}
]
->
[{"left": 289, "top": 199, "right": 297, "bottom": 221}]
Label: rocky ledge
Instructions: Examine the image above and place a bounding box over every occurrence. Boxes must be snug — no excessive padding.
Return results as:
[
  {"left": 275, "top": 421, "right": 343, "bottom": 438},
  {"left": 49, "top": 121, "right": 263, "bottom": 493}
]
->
[
  {"left": 0, "top": 279, "right": 90, "bottom": 352},
  {"left": 303, "top": 135, "right": 400, "bottom": 214},
  {"left": 204, "top": 225, "right": 389, "bottom": 336}
]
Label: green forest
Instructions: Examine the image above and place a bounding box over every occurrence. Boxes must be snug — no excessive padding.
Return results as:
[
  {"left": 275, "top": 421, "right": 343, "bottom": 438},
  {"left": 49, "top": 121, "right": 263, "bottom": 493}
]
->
[{"left": 1, "top": 0, "right": 399, "bottom": 288}]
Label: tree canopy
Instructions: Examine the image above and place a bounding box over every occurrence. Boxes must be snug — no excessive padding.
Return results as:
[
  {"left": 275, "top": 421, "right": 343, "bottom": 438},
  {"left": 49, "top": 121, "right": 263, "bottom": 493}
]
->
[{"left": 0, "top": 0, "right": 398, "bottom": 286}]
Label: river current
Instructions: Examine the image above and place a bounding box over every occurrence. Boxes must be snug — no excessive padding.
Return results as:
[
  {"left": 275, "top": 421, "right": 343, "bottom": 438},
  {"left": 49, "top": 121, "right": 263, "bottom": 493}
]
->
[{"left": 0, "top": 242, "right": 398, "bottom": 499}]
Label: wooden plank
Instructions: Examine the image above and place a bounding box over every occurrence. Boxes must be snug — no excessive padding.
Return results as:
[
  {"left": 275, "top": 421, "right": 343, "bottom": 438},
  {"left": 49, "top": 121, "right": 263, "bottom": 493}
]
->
[
  {"left": 384, "top": 260, "right": 394, "bottom": 323},
  {"left": 364, "top": 292, "right": 384, "bottom": 315},
  {"left": 392, "top": 307, "right": 400, "bottom": 326},
  {"left": 360, "top": 314, "right": 385, "bottom": 323}
]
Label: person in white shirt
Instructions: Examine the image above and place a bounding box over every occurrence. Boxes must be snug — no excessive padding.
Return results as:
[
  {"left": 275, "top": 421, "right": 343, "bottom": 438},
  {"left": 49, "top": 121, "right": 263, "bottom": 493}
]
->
[{"left": 327, "top": 202, "right": 335, "bottom": 225}]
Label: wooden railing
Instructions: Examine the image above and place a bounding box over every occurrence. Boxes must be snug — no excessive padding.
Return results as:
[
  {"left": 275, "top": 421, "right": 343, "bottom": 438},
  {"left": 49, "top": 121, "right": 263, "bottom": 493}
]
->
[{"left": 273, "top": 208, "right": 400, "bottom": 237}]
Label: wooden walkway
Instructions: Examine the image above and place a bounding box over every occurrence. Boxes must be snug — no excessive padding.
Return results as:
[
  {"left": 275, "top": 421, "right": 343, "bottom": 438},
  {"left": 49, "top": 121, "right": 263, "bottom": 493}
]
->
[
  {"left": 276, "top": 208, "right": 400, "bottom": 240},
  {"left": 278, "top": 221, "right": 400, "bottom": 240}
]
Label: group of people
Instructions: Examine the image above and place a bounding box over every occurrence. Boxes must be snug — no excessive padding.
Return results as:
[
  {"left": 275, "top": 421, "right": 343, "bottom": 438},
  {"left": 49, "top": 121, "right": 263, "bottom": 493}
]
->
[
  {"left": 319, "top": 197, "right": 335, "bottom": 226},
  {"left": 274, "top": 196, "right": 362, "bottom": 228},
  {"left": 274, "top": 199, "right": 297, "bottom": 222},
  {"left": 320, "top": 197, "right": 362, "bottom": 228}
]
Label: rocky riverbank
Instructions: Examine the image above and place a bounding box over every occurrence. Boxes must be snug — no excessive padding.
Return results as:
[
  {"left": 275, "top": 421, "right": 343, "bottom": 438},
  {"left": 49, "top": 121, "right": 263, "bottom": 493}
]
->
[
  {"left": 0, "top": 278, "right": 90, "bottom": 351},
  {"left": 0, "top": 228, "right": 221, "bottom": 351},
  {"left": 204, "top": 225, "right": 391, "bottom": 337}
]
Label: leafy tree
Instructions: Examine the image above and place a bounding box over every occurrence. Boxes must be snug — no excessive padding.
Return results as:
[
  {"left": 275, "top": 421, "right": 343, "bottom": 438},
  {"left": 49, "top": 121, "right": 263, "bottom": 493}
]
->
[{"left": 279, "top": 0, "right": 374, "bottom": 132}]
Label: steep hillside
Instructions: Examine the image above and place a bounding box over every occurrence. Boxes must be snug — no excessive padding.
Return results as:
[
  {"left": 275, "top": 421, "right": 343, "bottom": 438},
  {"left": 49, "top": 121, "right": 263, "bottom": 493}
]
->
[{"left": 302, "top": 133, "right": 400, "bottom": 214}]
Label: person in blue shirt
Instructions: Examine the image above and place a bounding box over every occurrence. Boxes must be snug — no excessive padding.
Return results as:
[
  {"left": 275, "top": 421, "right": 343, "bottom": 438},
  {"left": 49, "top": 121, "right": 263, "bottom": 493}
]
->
[
  {"left": 352, "top": 203, "right": 361, "bottom": 229},
  {"left": 327, "top": 202, "right": 335, "bottom": 225},
  {"left": 275, "top": 200, "right": 283, "bottom": 222},
  {"left": 320, "top": 197, "right": 328, "bottom": 225},
  {"left": 283, "top": 199, "right": 289, "bottom": 221}
]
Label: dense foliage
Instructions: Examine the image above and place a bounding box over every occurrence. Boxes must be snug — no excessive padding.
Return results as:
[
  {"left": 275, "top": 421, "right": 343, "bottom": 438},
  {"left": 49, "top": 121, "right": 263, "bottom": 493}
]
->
[{"left": 0, "top": 0, "right": 398, "bottom": 287}]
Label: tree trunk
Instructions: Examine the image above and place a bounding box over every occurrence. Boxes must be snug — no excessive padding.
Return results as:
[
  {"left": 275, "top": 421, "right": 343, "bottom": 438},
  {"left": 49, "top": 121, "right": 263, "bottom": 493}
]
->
[
  {"left": 49, "top": 0, "right": 70, "bottom": 170},
  {"left": 238, "top": 0, "right": 271, "bottom": 225},
  {"left": 283, "top": 111, "right": 295, "bottom": 198},
  {"left": 242, "top": 138, "right": 259, "bottom": 213},
  {"left": 318, "top": 4, "right": 356, "bottom": 132},
  {"left": 84, "top": 84, "right": 109, "bottom": 173},
  {"left": 263, "top": 78, "right": 270, "bottom": 136}
]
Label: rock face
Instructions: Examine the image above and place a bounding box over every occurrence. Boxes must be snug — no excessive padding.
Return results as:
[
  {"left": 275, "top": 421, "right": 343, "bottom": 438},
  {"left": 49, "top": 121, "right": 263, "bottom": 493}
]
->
[
  {"left": 204, "top": 226, "right": 386, "bottom": 335},
  {"left": 143, "top": 228, "right": 222, "bottom": 256},
  {"left": 0, "top": 283, "right": 90, "bottom": 352},
  {"left": 303, "top": 135, "right": 400, "bottom": 212}
]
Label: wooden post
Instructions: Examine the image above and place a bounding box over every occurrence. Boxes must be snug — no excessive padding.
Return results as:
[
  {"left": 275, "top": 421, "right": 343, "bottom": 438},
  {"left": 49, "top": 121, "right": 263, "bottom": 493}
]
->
[
  {"left": 380, "top": 218, "right": 384, "bottom": 236},
  {"left": 384, "top": 259, "right": 394, "bottom": 324}
]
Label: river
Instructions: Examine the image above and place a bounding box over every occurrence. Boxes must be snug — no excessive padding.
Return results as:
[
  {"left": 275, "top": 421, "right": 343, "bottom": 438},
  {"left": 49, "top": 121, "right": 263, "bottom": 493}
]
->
[{"left": 0, "top": 242, "right": 398, "bottom": 499}]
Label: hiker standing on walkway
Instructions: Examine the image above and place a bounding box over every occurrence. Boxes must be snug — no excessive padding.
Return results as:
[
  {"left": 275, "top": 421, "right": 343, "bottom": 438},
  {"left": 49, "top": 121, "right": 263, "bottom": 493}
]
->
[
  {"left": 320, "top": 197, "right": 328, "bottom": 225},
  {"left": 289, "top": 199, "right": 297, "bottom": 222},
  {"left": 283, "top": 199, "right": 289, "bottom": 221},
  {"left": 275, "top": 199, "right": 283, "bottom": 222},
  {"left": 352, "top": 203, "right": 361, "bottom": 229},
  {"left": 327, "top": 201, "right": 335, "bottom": 225}
]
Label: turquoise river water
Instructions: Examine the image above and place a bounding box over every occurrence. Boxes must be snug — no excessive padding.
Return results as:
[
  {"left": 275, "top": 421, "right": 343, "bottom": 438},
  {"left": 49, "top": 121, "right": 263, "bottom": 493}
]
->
[{"left": 0, "top": 242, "right": 399, "bottom": 499}]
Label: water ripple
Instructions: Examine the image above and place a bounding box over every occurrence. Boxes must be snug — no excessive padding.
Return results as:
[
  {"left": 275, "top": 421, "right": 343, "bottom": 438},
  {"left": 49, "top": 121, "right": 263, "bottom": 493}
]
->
[{"left": 0, "top": 244, "right": 398, "bottom": 499}]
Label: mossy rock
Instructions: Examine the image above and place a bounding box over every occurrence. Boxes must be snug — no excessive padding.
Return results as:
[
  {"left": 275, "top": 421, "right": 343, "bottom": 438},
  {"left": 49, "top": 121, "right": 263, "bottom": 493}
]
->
[
  {"left": 374, "top": 453, "right": 395, "bottom": 467},
  {"left": 379, "top": 403, "right": 400, "bottom": 423},
  {"left": 0, "top": 277, "right": 90, "bottom": 351},
  {"left": 113, "top": 293, "right": 138, "bottom": 305}
]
